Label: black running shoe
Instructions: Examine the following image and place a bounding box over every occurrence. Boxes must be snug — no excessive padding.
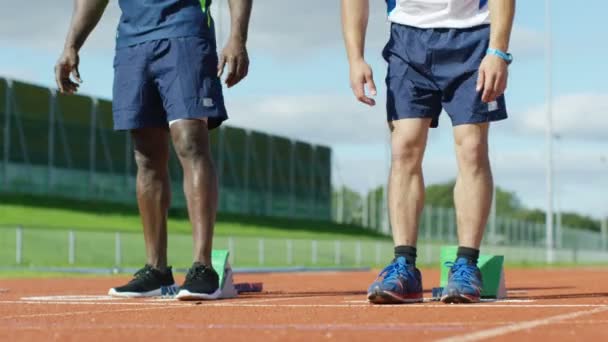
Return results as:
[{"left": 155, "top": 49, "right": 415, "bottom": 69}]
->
[
  {"left": 108, "top": 265, "right": 178, "bottom": 298},
  {"left": 176, "top": 263, "right": 221, "bottom": 300}
]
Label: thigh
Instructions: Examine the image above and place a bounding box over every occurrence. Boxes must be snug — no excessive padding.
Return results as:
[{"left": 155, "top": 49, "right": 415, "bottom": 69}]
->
[
  {"left": 151, "top": 37, "right": 228, "bottom": 130},
  {"left": 390, "top": 118, "right": 433, "bottom": 158},
  {"left": 113, "top": 44, "right": 167, "bottom": 131},
  {"left": 384, "top": 24, "right": 443, "bottom": 128}
]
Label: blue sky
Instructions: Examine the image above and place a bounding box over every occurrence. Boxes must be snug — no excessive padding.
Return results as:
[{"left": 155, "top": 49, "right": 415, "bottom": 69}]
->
[{"left": 1, "top": 0, "right": 607, "bottom": 219}]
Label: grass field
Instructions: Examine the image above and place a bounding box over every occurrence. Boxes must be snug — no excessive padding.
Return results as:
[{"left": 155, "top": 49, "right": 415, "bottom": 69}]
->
[
  {"left": 0, "top": 193, "right": 394, "bottom": 269},
  {"left": 0, "top": 193, "right": 386, "bottom": 241}
]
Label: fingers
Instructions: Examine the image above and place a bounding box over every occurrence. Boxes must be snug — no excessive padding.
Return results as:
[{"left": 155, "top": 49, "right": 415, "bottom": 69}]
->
[
  {"left": 71, "top": 66, "right": 82, "bottom": 84},
  {"left": 481, "top": 72, "right": 496, "bottom": 103},
  {"left": 352, "top": 80, "right": 376, "bottom": 106},
  {"left": 366, "top": 71, "right": 377, "bottom": 97},
  {"left": 54, "top": 63, "right": 79, "bottom": 94},
  {"left": 496, "top": 70, "right": 508, "bottom": 98},
  {"left": 232, "top": 56, "right": 249, "bottom": 87},
  {"left": 224, "top": 55, "right": 237, "bottom": 87},
  {"left": 54, "top": 64, "right": 65, "bottom": 93},
  {"left": 350, "top": 64, "right": 377, "bottom": 106},
  {"left": 225, "top": 55, "right": 249, "bottom": 88},
  {"left": 217, "top": 54, "right": 227, "bottom": 78},
  {"left": 476, "top": 69, "right": 485, "bottom": 93}
]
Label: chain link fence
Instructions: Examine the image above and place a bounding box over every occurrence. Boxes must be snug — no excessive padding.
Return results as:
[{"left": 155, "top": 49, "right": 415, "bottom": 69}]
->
[{"left": 0, "top": 78, "right": 332, "bottom": 220}]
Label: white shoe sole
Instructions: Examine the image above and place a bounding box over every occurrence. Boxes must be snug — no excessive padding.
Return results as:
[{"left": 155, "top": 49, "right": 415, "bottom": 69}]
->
[
  {"left": 175, "top": 288, "right": 222, "bottom": 301},
  {"left": 108, "top": 284, "right": 179, "bottom": 298}
]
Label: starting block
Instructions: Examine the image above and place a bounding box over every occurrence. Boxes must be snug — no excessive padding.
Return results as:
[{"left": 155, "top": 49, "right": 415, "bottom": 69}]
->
[
  {"left": 211, "top": 250, "right": 263, "bottom": 299},
  {"left": 434, "top": 246, "right": 506, "bottom": 300}
]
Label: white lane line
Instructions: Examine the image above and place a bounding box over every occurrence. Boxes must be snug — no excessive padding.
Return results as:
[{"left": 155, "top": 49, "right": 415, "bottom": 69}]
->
[
  {"left": 0, "top": 296, "right": 318, "bottom": 308},
  {"left": 3, "top": 319, "right": 608, "bottom": 332},
  {"left": 1, "top": 304, "right": 190, "bottom": 320},
  {"left": 343, "top": 299, "right": 535, "bottom": 304},
  {"left": 435, "top": 306, "right": 608, "bottom": 342},
  {"left": 21, "top": 295, "right": 120, "bottom": 302},
  {"left": 1, "top": 300, "right": 189, "bottom": 306},
  {"left": 215, "top": 296, "right": 316, "bottom": 305},
  {"left": 2, "top": 300, "right": 607, "bottom": 309},
  {"left": 211, "top": 303, "right": 608, "bottom": 308}
]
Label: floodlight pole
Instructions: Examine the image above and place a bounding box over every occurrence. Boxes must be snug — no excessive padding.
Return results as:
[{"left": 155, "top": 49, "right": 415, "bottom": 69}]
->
[{"left": 545, "top": 0, "right": 555, "bottom": 264}]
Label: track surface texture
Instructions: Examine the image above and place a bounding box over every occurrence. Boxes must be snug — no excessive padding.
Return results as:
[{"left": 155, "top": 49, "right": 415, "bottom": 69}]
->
[{"left": 1, "top": 268, "right": 607, "bottom": 341}]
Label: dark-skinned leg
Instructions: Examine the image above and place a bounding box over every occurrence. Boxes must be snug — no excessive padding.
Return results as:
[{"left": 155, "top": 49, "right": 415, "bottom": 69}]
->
[
  {"left": 132, "top": 127, "right": 171, "bottom": 270},
  {"left": 170, "top": 119, "right": 217, "bottom": 266}
]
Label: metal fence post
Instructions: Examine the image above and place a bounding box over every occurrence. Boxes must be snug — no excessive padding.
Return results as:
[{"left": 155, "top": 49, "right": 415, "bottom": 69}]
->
[
  {"left": 244, "top": 132, "right": 251, "bottom": 214},
  {"left": 362, "top": 193, "right": 368, "bottom": 228},
  {"left": 334, "top": 240, "right": 341, "bottom": 265},
  {"left": 68, "top": 230, "right": 75, "bottom": 265},
  {"left": 228, "top": 237, "right": 235, "bottom": 264},
  {"left": 16, "top": 226, "right": 22, "bottom": 265},
  {"left": 258, "top": 238, "right": 264, "bottom": 266},
  {"left": 115, "top": 232, "right": 122, "bottom": 267},
  {"left": 449, "top": 208, "right": 457, "bottom": 243},
  {"left": 286, "top": 239, "right": 293, "bottom": 265},
  {"left": 311, "top": 240, "right": 317, "bottom": 265},
  {"left": 437, "top": 207, "right": 443, "bottom": 241},
  {"left": 47, "top": 90, "right": 57, "bottom": 191},
  {"left": 425, "top": 206, "right": 432, "bottom": 242},
  {"left": 89, "top": 99, "right": 97, "bottom": 192},
  {"left": 3, "top": 80, "right": 13, "bottom": 188},
  {"left": 601, "top": 217, "right": 607, "bottom": 251}
]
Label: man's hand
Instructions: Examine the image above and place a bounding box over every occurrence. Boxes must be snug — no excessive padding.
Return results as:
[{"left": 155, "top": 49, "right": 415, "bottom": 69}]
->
[
  {"left": 349, "top": 59, "right": 377, "bottom": 106},
  {"left": 476, "top": 54, "right": 508, "bottom": 103},
  {"left": 55, "top": 48, "right": 82, "bottom": 94},
  {"left": 218, "top": 38, "right": 249, "bottom": 88}
]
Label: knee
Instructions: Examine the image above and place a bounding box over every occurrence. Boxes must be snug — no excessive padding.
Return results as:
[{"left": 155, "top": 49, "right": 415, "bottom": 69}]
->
[
  {"left": 173, "top": 131, "right": 208, "bottom": 161},
  {"left": 391, "top": 138, "right": 425, "bottom": 172},
  {"left": 455, "top": 138, "right": 489, "bottom": 171}
]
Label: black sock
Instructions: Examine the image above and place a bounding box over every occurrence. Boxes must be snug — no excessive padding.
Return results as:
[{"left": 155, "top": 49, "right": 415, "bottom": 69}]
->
[
  {"left": 394, "top": 245, "right": 417, "bottom": 265},
  {"left": 457, "top": 246, "right": 480, "bottom": 264}
]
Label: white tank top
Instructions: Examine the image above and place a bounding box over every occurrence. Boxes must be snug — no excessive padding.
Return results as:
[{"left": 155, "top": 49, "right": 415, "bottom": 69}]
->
[{"left": 387, "top": 0, "right": 490, "bottom": 29}]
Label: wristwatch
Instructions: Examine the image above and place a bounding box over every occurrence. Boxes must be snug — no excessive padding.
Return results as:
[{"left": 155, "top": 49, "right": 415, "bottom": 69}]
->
[{"left": 487, "top": 48, "right": 513, "bottom": 65}]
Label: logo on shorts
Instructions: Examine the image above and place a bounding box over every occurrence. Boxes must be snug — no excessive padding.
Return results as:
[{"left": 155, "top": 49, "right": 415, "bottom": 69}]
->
[
  {"left": 488, "top": 101, "right": 498, "bottom": 111},
  {"left": 203, "top": 98, "right": 215, "bottom": 107}
]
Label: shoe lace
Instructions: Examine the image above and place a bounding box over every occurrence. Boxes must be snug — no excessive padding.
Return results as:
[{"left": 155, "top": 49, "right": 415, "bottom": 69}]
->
[
  {"left": 130, "top": 265, "right": 155, "bottom": 283},
  {"left": 444, "top": 261, "right": 477, "bottom": 283},
  {"left": 186, "top": 264, "right": 211, "bottom": 283},
  {"left": 378, "top": 258, "right": 414, "bottom": 281}
]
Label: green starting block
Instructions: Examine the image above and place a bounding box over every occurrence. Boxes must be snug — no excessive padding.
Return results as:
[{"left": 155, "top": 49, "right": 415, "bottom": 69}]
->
[
  {"left": 211, "top": 249, "right": 238, "bottom": 299},
  {"left": 210, "top": 249, "right": 264, "bottom": 299},
  {"left": 439, "top": 246, "right": 506, "bottom": 299}
]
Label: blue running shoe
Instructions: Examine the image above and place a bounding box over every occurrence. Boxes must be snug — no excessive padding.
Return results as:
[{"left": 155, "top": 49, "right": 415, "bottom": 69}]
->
[
  {"left": 367, "top": 256, "right": 423, "bottom": 304},
  {"left": 441, "top": 257, "right": 483, "bottom": 304}
]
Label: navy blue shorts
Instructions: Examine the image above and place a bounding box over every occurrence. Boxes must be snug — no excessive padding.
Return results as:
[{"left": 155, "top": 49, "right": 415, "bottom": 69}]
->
[
  {"left": 112, "top": 36, "right": 227, "bottom": 131},
  {"left": 383, "top": 23, "right": 507, "bottom": 128}
]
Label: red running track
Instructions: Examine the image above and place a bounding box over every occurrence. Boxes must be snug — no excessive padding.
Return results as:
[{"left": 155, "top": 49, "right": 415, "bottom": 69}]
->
[{"left": 1, "top": 268, "right": 607, "bottom": 341}]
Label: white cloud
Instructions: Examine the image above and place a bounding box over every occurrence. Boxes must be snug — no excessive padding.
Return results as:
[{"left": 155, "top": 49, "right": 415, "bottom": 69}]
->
[
  {"left": 227, "top": 94, "right": 389, "bottom": 146},
  {"left": 518, "top": 93, "right": 608, "bottom": 140},
  {"left": 510, "top": 27, "right": 544, "bottom": 58},
  {"left": 0, "top": 1, "right": 121, "bottom": 52}
]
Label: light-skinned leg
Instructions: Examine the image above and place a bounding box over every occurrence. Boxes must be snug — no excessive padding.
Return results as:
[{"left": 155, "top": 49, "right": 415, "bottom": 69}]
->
[
  {"left": 388, "top": 118, "right": 433, "bottom": 247},
  {"left": 452, "top": 122, "right": 493, "bottom": 249}
]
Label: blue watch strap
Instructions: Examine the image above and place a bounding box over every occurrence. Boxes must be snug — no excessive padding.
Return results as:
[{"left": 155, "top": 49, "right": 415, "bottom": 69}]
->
[{"left": 487, "top": 48, "right": 513, "bottom": 64}]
